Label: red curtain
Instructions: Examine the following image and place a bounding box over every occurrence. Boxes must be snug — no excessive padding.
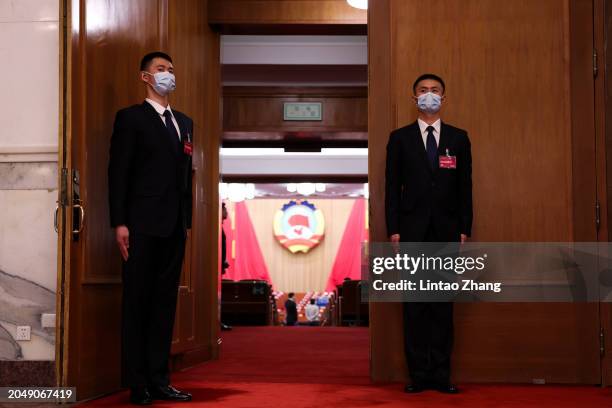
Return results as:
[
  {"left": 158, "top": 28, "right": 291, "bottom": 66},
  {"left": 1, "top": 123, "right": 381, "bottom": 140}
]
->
[
  {"left": 325, "top": 198, "right": 368, "bottom": 291},
  {"left": 224, "top": 201, "right": 273, "bottom": 285}
]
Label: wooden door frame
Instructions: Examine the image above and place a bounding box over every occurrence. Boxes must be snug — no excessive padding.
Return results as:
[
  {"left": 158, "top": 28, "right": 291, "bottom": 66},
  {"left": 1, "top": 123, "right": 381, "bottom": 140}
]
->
[
  {"left": 598, "top": 0, "right": 612, "bottom": 386},
  {"left": 55, "top": 0, "right": 73, "bottom": 387},
  {"left": 56, "top": 0, "right": 123, "bottom": 394},
  {"left": 55, "top": 0, "right": 222, "bottom": 394},
  {"left": 572, "top": 0, "right": 609, "bottom": 385}
]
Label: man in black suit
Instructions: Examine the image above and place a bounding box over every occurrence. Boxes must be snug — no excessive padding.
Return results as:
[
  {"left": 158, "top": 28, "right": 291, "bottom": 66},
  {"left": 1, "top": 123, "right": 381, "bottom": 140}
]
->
[
  {"left": 220, "top": 202, "right": 232, "bottom": 331},
  {"left": 108, "top": 52, "right": 193, "bottom": 405},
  {"left": 385, "top": 74, "right": 472, "bottom": 394},
  {"left": 284, "top": 293, "right": 298, "bottom": 326}
]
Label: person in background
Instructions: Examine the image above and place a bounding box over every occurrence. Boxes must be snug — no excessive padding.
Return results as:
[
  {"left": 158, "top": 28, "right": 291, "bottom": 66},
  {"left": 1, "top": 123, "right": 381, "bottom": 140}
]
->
[
  {"left": 316, "top": 294, "right": 330, "bottom": 307},
  {"left": 284, "top": 292, "right": 298, "bottom": 326},
  {"left": 304, "top": 298, "right": 320, "bottom": 326},
  {"left": 220, "top": 202, "right": 232, "bottom": 331}
]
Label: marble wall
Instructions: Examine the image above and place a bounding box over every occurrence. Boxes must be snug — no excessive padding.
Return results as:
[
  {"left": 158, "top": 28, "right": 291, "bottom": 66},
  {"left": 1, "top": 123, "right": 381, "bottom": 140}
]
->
[{"left": 0, "top": 0, "right": 60, "bottom": 362}]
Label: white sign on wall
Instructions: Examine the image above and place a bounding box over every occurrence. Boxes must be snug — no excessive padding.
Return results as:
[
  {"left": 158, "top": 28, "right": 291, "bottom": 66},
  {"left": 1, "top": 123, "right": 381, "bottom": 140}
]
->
[{"left": 283, "top": 102, "right": 323, "bottom": 121}]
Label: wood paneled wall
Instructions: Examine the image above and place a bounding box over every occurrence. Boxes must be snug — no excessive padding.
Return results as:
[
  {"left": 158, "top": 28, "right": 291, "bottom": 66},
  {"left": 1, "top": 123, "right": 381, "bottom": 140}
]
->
[
  {"left": 224, "top": 87, "right": 367, "bottom": 133},
  {"left": 223, "top": 86, "right": 367, "bottom": 145},
  {"left": 237, "top": 199, "right": 355, "bottom": 292},
  {"left": 209, "top": 0, "right": 366, "bottom": 34},
  {"left": 369, "top": 0, "right": 602, "bottom": 384}
]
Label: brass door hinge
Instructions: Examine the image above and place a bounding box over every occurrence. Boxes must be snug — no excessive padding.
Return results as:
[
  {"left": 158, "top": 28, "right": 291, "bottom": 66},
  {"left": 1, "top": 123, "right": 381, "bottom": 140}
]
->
[
  {"left": 60, "top": 167, "right": 69, "bottom": 206},
  {"left": 596, "top": 199, "right": 601, "bottom": 232}
]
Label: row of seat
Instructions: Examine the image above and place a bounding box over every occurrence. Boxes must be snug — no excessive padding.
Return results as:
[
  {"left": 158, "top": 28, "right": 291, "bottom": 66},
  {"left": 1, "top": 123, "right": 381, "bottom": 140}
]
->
[{"left": 220, "top": 280, "right": 368, "bottom": 326}]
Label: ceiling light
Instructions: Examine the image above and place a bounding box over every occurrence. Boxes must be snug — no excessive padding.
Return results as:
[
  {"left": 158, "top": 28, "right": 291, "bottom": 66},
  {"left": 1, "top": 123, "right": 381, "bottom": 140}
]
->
[
  {"left": 297, "top": 183, "right": 316, "bottom": 196},
  {"left": 347, "top": 0, "right": 367, "bottom": 10},
  {"left": 245, "top": 183, "right": 256, "bottom": 199},
  {"left": 228, "top": 183, "right": 246, "bottom": 202},
  {"left": 219, "top": 183, "right": 228, "bottom": 200}
]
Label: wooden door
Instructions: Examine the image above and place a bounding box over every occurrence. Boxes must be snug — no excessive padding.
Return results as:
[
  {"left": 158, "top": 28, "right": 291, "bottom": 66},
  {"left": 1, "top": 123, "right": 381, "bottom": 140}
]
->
[
  {"left": 57, "top": 0, "right": 220, "bottom": 400},
  {"left": 369, "top": 0, "right": 602, "bottom": 384}
]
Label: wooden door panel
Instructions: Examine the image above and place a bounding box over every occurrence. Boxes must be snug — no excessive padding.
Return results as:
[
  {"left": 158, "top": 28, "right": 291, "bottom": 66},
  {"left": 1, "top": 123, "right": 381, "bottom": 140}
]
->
[
  {"left": 73, "top": 287, "right": 122, "bottom": 393},
  {"left": 369, "top": 0, "right": 600, "bottom": 383},
  {"left": 62, "top": 0, "right": 220, "bottom": 400},
  {"left": 391, "top": 0, "right": 572, "bottom": 243},
  {"left": 172, "top": 230, "right": 197, "bottom": 354},
  {"left": 66, "top": 0, "right": 167, "bottom": 400},
  {"left": 79, "top": 0, "right": 167, "bottom": 282},
  {"left": 453, "top": 303, "right": 600, "bottom": 383}
]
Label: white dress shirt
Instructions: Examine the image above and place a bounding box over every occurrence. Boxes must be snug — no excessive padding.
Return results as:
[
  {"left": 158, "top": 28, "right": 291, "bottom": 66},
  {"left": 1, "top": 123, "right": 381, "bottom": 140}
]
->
[
  {"left": 305, "top": 303, "right": 320, "bottom": 322},
  {"left": 145, "top": 98, "right": 181, "bottom": 141},
  {"left": 417, "top": 118, "right": 441, "bottom": 150}
]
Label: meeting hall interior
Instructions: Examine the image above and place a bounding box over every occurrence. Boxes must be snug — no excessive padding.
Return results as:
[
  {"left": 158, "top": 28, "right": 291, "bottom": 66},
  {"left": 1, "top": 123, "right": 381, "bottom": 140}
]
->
[{"left": 1, "top": 1, "right": 612, "bottom": 407}]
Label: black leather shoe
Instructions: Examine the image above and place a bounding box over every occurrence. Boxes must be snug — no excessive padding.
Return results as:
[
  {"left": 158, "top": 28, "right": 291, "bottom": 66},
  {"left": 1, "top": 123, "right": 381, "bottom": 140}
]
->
[
  {"left": 435, "top": 384, "right": 459, "bottom": 394},
  {"left": 129, "top": 388, "right": 153, "bottom": 405},
  {"left": 404, "top": 383, "right": 426, "bottom": 393},
  {"left": 221, "top": 323, "right": 233, "bottom": 331},
  {"left": 150, "top": 385, "right": 192, "bottom": 401}
]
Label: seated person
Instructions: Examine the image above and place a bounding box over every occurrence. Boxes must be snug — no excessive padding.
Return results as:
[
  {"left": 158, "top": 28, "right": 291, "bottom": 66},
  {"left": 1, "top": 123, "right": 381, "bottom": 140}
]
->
[
  {"left": 304, "top": 298, "right": 320, "bottom": 326},
  {"left": 284, "top": 292, "right": 298, "bottom": 326},
  {"left": 316, "top": 294, "right": 329, "bottom": 307}
]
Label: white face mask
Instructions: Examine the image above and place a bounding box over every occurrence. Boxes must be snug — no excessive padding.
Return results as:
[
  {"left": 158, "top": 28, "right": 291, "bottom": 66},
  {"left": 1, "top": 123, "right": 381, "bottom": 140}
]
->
[
  {"left": 144, "top": 71, "right": 176, "bottom": 96},
  {"left": 417, "top": 92, "right": 442, "bottom": 114}
]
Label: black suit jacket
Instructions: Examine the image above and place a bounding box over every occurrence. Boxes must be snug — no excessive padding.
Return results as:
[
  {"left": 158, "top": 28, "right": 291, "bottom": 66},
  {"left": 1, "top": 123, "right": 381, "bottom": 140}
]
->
[
  {"left": 385, "top": 121, "right": 472, "bottom": 242},
  {"left": 108, "top": 101, "right": 193, "bottom": 237},
  {"left": 284, "top": 299, "right": 298, "bottom": 325}
]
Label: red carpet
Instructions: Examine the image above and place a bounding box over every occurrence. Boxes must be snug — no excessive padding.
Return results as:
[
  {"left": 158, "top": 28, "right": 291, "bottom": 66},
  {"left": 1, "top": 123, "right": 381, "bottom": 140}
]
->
[{"left": 82, "top": 327, "right": 611, "bottom": 407}]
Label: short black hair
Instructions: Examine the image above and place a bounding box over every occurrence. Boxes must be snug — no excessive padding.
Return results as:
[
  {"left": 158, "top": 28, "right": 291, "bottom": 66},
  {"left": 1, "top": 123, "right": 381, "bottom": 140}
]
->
[
  {"left": 288, "top": 292, "right": 295, "bottom": 298},
  {"left": 310, "top": 298, "right": 316, "bottom": 304},
  {"left": 140, "top": 51, "right": 173, "bottom": 71},
  {"left": 412, "top": 73, "right": 445, "bottom": 94}
]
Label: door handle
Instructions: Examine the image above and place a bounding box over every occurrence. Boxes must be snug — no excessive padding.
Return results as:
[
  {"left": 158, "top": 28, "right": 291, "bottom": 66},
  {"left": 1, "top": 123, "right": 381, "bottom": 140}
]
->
[
  {"left": 54, "top": 203, "right": 60, "bottom": 233},
  {"left": 73, "top": 201, "right": 85, "bottom": 234}
]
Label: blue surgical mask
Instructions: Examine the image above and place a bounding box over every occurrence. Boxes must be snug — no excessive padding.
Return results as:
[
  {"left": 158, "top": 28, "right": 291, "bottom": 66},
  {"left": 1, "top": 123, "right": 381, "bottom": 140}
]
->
[
  {"left": 417, "top": 92, "right": 442, "bottom": 114},
  {"left": 145, "top": 71, "right": 176, "bottom": 96}
]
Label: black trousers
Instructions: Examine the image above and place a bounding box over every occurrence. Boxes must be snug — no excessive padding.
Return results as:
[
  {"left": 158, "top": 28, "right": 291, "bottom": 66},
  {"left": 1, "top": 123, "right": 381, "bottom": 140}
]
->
[
  {"left": 402, "top": 224, "right": 454, "bottom": 387},
  {"left": 121, "top": 221, "right": 186, "bottom": 389}
]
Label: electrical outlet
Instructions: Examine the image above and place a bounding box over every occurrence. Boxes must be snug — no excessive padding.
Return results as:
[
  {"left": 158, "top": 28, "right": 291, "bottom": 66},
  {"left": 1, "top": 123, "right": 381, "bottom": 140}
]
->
[
  {"left": 41, "top": 313, "right": 56, "bottom": 328},
  {"left": 16, "top": 326, "right": 31, "bottom": 341}
]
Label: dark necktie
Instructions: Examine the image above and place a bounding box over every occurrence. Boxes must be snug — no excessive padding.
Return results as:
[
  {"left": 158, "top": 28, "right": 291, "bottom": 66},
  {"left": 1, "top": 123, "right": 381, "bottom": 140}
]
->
[
  {"left": 426, "top": 126, "right": 437, "bottom": 169},
  {"left": 163, "top": 110, "right": 180, "bottom": 152}
]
